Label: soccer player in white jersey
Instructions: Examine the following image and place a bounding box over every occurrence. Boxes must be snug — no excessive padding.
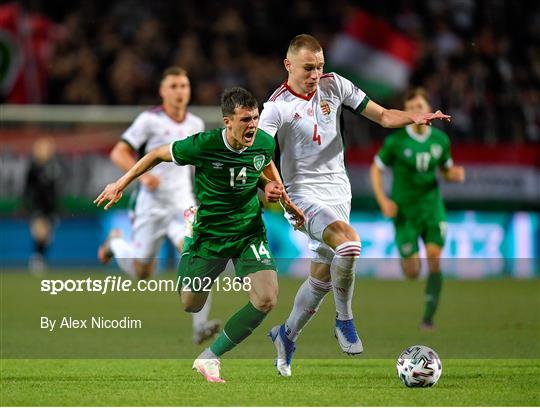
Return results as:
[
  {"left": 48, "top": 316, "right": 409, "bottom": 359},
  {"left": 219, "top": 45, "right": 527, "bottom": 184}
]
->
[
  {"left": 259, "top": 34, "right": 451, "bottom": 376},
  {"left": 97, "top": 66, "right": 220, "bottom": 344}
]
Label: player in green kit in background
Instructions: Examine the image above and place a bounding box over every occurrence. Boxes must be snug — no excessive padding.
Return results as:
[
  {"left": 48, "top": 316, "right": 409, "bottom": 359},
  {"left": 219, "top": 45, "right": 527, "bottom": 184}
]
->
[
  {"left": 94, "top": 87, "right": 304, "bottom": 382},
  {"left": 370, "top": 87, "right": 465, "bottom": 329}
]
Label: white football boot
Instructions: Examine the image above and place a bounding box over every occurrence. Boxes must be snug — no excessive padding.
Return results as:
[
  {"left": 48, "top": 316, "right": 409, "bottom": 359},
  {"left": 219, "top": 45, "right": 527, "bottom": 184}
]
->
[
  {"left": 192, "top": 358, "right": 225, "bottom": 383},
  {"left": 268, "top": 324, "right": 296, "bottom": 377},
  {"left": 334, "top": 318, "right": 363, "bottom": 355}
]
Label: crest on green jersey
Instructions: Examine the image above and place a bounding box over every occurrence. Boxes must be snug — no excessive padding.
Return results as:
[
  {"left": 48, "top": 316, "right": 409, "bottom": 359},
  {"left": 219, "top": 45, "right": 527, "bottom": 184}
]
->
[
  {"left": 430, "top": 144, "right": 442, "bottom": 159},
  {"left": 253, "top": 155, "right": 265, "bottom": 171}
]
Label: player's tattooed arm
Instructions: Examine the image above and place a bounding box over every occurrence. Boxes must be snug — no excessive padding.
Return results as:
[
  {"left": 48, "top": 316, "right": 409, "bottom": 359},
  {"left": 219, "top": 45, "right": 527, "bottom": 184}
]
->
[{"left": 94, "top": 145, "right": 171, "bottom": 210}]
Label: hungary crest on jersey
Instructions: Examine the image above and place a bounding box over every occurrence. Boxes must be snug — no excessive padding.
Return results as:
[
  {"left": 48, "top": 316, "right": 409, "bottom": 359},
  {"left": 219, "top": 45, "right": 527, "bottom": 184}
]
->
[{"left": 320, "top": 100, "right": 331, "bottom": 115}]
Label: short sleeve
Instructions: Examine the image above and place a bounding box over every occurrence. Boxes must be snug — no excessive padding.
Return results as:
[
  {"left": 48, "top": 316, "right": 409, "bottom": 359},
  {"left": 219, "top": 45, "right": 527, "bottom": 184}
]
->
[
  {"left": 259, "top": 102, "right": 282, "bottom": 137},
  {"left": 375, "top": 136, "right": 396, "bottom": 169},
  {"left": 333, "top": 73, "right": 370, "bottom": 113},
  {"left": 121, "top": 112, "right": 151, "bottom": 150},
  {"left": 170, "top": 134, "right": 202, "bottom": 167}
]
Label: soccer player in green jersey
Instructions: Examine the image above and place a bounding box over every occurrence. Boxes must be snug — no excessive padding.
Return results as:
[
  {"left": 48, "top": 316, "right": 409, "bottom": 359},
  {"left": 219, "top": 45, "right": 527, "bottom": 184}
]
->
[
  {"left": 94, "top": 87, "right": 304, "bottom": 382},
  {"left": 370, "top": 87, "right": 465, "bottom": 329}
]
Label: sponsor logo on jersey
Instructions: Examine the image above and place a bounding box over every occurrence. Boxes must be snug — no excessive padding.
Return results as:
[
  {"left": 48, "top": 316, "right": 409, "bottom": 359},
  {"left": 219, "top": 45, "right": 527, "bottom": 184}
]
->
[
  {"left": 253, "top": 155, "right": 265, "bottom": 171},
  {"left": 430, "top": 144, "right": 442, "bottom": 159},
  {"left": 320, "top": 100, "right": 331, "bottom": 115},
  {"left": 404, "top": 148, "right": 412, "bottom": 157},
  {"left": 307, "top": 107, "right": 314, "bottom": 116},
  {"left": 212, "top": 162, "right": 224, "bottom": 169},
  {"left": 293, "top": 112, "right": 302, "bottom": 120}
]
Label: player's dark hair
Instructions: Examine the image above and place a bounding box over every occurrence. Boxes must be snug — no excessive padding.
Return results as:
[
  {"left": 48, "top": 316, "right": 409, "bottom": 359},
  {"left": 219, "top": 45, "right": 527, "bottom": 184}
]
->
[
  {"left": 404, "top": 87, "right": 430, "bottom": 104},
  {"left": 287, "top": 34, "right": 322, "bottom": 56},
  {"left": 221, "top": 87, "right": 258, "bottom": 116},
  {"left": 161, "top": 66, "right": 187, "bottom": 81}
]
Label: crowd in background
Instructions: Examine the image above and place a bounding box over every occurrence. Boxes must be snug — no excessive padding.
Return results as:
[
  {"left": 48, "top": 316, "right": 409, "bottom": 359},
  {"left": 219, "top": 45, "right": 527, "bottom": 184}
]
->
[{"left": 6, "top": 0, "right": 540, "bottom": 144}]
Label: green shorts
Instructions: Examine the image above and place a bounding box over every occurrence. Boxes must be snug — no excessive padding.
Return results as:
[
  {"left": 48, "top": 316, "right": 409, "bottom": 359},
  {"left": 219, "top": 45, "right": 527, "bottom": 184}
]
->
[
  {"left": 394, "top": 203, "right": 447, "bottom": 258},
  {"left": 177, "top": 232, "right": 276, "bottom": 292}
]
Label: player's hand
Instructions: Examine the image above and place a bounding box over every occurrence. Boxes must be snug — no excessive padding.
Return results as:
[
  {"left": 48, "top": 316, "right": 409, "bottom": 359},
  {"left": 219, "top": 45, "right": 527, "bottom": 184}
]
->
[
  {"left": 381, "top": 198, "right": 398, "bottom": 218},
  {"left": 140, "top": 173, "right": 160, "bottom": 191},
  {"left": 94, "top": 182, "right": 123, "bottom": 210},
  {"left": 281, "top": 196, "right": 305, "bottom": 230},
  {"left": 413, "top": 110, "right": 451, "bottom": 126},
  {"left": 264, "top": 181, "right": 284, "bottom": 203},
  {"left": 445, "top": 166, "right": 465, "bottom": 183}
]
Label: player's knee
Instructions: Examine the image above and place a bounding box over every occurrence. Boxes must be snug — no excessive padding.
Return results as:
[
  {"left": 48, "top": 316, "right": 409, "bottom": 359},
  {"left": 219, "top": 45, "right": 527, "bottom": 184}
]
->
[
  {"left": 252, "top": 293, "right": 278, "bottom": 313},
  {"left": 427, "top": 257, "right": 441, "bottom": 273},
  {"left": 323, "top": 222, "right": 360, "bottom": 249},
  {"left": 402, "top": 258, "right": 421, "bottom": 279},
  {"left": 403, "top": 266, "right": 420, "bottom": 279}
]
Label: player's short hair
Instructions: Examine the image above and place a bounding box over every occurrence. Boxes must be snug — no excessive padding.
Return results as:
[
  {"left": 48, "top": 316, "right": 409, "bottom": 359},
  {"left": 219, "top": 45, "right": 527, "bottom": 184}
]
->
[
  {"left": 221, "top": 87, "right": 258, "bottom": 117},
  {"left": 404, "top": 87, "right": 430, "bottom": 104},
  {"left": 161, "top": 66, "right": 187, "bottom": 81},
  {"left": 287, "top": 34, "right": 322, "bottom": 57}
]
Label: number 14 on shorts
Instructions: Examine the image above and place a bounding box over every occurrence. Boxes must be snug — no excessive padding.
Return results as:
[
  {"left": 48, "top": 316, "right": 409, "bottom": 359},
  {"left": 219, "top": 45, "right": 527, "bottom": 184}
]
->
[{"left": 249, "top": 241, "right": 270, "bottom": 261}]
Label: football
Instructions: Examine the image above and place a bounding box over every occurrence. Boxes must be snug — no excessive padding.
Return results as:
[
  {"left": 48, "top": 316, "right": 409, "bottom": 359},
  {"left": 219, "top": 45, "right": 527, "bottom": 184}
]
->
[{"left": 396, "top": 345, "right": 442, "bottom": 387}]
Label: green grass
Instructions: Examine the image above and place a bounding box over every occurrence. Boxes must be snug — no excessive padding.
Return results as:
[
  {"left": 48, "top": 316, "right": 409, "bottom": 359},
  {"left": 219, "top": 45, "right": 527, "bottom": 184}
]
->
[
  {"left": 1, "top": 272, "right": 539, "bottom": 405},
  {"left": 2, "top": 359, "right": 538, "bottom": 406}
]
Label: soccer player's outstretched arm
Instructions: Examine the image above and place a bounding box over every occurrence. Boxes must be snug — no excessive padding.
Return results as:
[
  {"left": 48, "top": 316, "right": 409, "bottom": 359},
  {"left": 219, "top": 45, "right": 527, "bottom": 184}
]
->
[
  {"left": 94, "top": 144, "right": 172, "bottom": 210},
  {"left": 110, "top": 141, "right": 160, "bottom": 191},
  {"left": 361, "top": 100, "right": 451, "bottom": 128}
]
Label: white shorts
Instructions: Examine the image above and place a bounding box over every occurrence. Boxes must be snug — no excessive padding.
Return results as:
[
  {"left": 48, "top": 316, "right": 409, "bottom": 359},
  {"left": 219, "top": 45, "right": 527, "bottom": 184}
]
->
[
  {"left": 292, "top": 198, "right": 351, "bottom": 264},
  {"left": 131, "top": 195, "right": 190, "bottom": 263}
]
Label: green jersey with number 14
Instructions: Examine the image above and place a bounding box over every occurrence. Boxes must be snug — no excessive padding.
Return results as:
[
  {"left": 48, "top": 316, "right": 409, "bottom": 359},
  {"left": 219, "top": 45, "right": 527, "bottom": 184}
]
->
[{"left": 170, "top": 127, "right": 275, "bottom": 243}]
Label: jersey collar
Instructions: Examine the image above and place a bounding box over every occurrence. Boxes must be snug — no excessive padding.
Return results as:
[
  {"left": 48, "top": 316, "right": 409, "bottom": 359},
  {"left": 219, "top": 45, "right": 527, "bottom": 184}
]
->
[
  {"left": 222, "top": 129, "right": 248, "bottom": 154},
  {"left": 284, "top": 82, "right": 316, "bottom": 101},
  {"left": 405, "top": 125, "right": 432, "bottom": 143}
]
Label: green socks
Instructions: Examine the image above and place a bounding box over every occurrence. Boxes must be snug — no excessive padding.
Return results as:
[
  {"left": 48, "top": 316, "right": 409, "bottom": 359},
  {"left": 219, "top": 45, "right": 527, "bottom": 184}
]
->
[
  {"left": 423, "top": 272, "right": 443, "bottom": 324},
  {"left": 210, "top": 302, "right": 268, "bottom": 356}
]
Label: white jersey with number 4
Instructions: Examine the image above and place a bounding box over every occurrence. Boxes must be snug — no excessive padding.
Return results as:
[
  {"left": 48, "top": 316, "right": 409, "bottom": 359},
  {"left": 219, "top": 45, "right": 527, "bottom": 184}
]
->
[
  {"left": 259, "top": 73, "right": 368, "bottom": 205},
  {"left": 122, "top": 106, "right": 204, "bottom": 211}
]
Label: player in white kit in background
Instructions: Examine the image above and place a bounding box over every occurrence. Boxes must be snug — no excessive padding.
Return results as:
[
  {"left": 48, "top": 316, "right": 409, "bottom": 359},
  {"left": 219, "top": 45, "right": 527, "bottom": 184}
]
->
[
  {"left": 98, "top": 66, "right": 221, "bottom": 344},
  {"left": 259, "top": 35, "right": 451, "bottom": 376}
]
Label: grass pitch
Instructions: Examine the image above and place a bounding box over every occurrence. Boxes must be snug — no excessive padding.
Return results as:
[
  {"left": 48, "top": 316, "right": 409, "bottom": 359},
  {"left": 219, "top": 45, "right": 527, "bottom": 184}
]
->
[{"left": 1, "top": 271, "right": 539, "bottom": 406}]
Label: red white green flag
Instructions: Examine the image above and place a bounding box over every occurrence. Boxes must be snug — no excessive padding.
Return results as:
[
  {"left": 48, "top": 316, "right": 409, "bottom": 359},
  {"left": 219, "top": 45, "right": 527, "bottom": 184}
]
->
[{"left": 328, "top": 10, "right": 418, "bottom": 101}]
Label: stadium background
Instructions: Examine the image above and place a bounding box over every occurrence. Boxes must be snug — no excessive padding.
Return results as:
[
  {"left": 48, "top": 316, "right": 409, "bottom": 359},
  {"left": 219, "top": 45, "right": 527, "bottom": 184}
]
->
[
  {"left": 1, "top": 0, "right": 539, "bottom": 276},
  {"left": 1, "top": 2, "right": 539, "bottom": 406}
]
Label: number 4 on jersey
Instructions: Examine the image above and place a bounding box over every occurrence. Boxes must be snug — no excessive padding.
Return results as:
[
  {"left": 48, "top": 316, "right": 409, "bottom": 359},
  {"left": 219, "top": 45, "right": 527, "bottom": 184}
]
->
[{"left": 312, "top": 124, "right": 321, "bottom": 145}]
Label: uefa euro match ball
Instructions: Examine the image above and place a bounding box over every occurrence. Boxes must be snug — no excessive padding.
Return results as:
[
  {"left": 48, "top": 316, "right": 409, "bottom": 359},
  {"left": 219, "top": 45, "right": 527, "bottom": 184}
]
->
[{"left": 396, "top": 345, "right": 442, "bottom": 387}]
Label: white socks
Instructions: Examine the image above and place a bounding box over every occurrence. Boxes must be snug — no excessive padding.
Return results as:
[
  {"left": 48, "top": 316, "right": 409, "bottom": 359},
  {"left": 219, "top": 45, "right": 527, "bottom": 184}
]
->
[
  {"left": 192, "top": 291, "right": 213, "bottom": 330},
  {"left": 110, "top": 237, "right": 137, "bottom": 278},
  {"left": 284, "top": 276, "right": 332, "bottom": 341},
  {"left": 330, "top": 241, "right": 361, "bottom": 320}
]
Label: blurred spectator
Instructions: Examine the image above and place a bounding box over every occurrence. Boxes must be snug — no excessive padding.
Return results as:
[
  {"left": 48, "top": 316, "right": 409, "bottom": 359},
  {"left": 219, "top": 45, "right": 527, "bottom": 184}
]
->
[
  {"left": 23, "top": 138, "right": 63, "bottom": 273},
  {"left": 5, "top": 0, "right": 540, "bottom": 145}
]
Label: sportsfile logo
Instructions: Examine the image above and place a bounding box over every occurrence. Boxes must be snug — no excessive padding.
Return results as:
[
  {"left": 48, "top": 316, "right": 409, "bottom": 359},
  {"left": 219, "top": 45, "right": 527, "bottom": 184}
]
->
[{"left": 40, "top": 276, "right": 251, "bottom": 295}]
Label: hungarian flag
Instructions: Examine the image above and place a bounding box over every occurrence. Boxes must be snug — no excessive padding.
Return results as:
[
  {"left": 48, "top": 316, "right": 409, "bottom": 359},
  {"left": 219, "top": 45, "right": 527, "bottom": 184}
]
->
[
  {"left": 328, "top": 10, "right": 418, "bottom": 101},
  {"left": 0, "top": 3, "right": 56, "bottom": 103}
]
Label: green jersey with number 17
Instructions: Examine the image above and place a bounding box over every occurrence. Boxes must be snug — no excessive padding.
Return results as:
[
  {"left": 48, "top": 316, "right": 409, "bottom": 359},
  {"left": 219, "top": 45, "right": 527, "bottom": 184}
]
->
[
  {"left": 170, "top": 127, "right": 275, "bottom": 241},
  {"left": 375, "top": 125, "right": 453, "bottom": 208}
]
